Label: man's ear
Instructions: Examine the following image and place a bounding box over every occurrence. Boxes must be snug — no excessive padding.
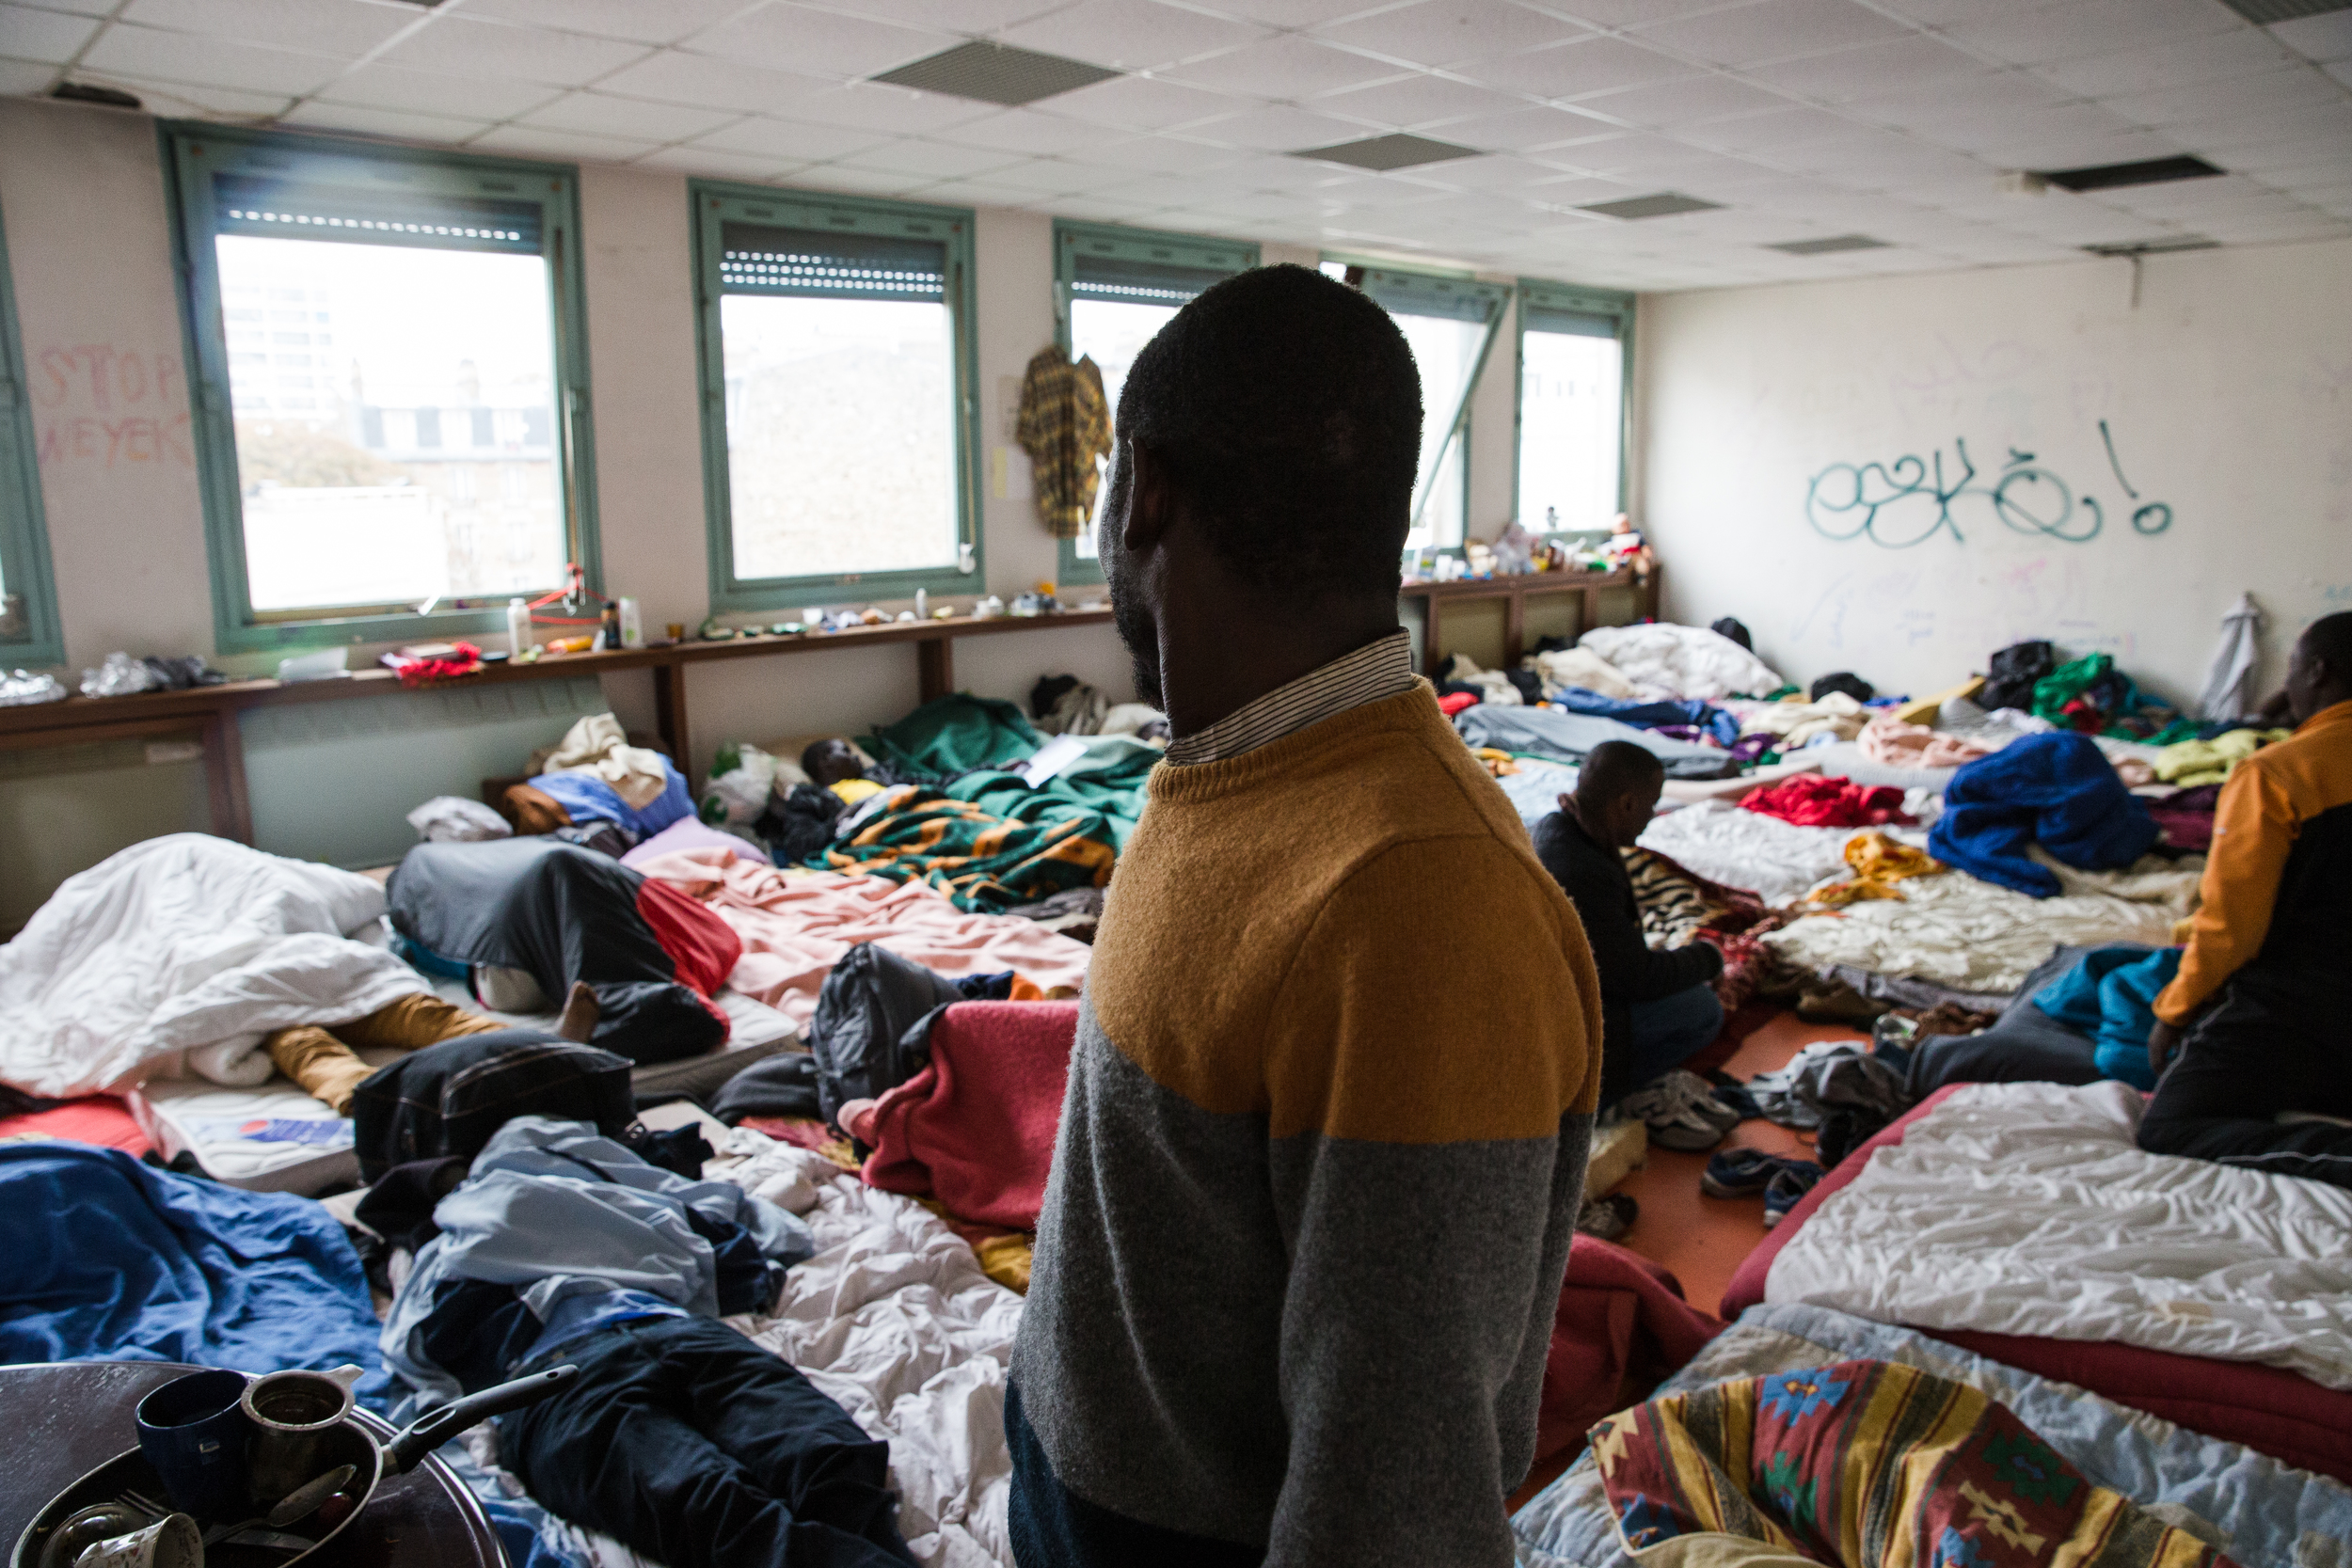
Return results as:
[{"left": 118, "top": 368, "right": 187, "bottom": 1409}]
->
[{"left": 1120, "top": 438, "right": 1174, "bottom": 558}]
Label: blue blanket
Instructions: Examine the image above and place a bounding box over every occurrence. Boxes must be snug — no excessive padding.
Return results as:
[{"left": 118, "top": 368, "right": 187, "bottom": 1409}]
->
[
  {"left": 2032, "top": 945, "right": 2182, "bottom": 1090},
  {"left": 0, "top": 1143, "right": 389, "bottom": 1406},
  {"left": 1928, "top": 731, "right": 2157, "bottom": 897},
  {"left": 1548, "top": 687, "right": 1741, "bottom": 749},
  {"left": 529, "top": 762, "right": 692, "bottom": 838}
]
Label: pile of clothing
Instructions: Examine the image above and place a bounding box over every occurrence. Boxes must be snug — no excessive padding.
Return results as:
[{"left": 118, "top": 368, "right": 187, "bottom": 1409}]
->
[
  {"left": 1740, "top": 774, "right": 1913, "bottom": 830},
  {"left": 503, "top": 714, "right": 694, "bottom": 850},
  {"left": 1930, "top": 732, "right": 2158, "bottom": 897}
]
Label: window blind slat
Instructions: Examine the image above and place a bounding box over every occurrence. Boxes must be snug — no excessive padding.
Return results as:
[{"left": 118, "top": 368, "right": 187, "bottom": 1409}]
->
[
  {"left": 1523, "top": 305, "right": 1619, "bottom": 339},
  {"left": 213, "top": 173, "right": 541, "bottom": 254},
  {"left": 1070, "top": 251, "right": 1232, "bottom": 307},
  {"left": 721, "top": 221, "right": 946, "bottom": 301}
]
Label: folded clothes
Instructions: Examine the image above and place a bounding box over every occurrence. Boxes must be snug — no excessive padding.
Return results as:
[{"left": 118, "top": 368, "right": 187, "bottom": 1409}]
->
[
  {"left": 1524, "top": 646, "right": 1637, "bottom": 702},
  {"left": 1855, "top": 711, "right": 1990, "bottom": 771},
  {"left": 1740, "top": 774, "right": 1913, "bottom": 830},
  {"left": 2151, "top": 727, "right": 2289, "bottom": 786},
  {"left": 1546, "top": 687, "right": 1740, "bottom": 749},
  {"left": 1931, "top": 732, "right": 2159, "bottom": 897},
  {"left": 2032, "top": 944, "right": 2183, "bottom": 1091},
  {"left": 1735, "top": 690, "right": 1869, "bottom": 749}
]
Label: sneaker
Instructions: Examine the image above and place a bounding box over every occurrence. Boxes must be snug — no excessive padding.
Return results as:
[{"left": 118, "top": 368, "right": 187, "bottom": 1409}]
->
[
  {"left": 1708, "top": 1082, "right": 1764, "bottom": 1124},
  {"left": 1621, "top": 1072, "right": 1731, "bottom": 1152},
  {"left": 1700, "top": 1148, "right": 1815, "bottom": 1199},
  {"left": 1576, "top": 1193, "right": 1639, "bottom": 1241},
  {"left": 1761, "top": 1162, "right": 1826, "bottom": 1228}
]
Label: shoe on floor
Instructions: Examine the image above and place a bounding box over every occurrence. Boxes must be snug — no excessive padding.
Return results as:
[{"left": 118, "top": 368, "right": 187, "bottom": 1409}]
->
[
  {"left": 1575, "top": 1192, "right": 1638, "bottom": 1242},
  {"left": 1620, "top": 1070, "right": 1733, "bottom": 1152},
  {"left": 1700, "top": 1148, "right": 1816, "bottom": 1199},
  {"left": 1761, "top": 1161, "right": 1826, "bottom": 1228}
]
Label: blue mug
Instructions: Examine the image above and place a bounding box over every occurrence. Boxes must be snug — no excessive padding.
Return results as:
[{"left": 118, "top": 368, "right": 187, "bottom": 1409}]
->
[{"left": 135, "top": 1369, "right": 254, "bottom": 1522}]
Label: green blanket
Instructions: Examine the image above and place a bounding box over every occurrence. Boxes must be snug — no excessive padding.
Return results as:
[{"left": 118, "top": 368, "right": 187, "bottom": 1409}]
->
[
  {"left": 819, "top": 787, "right": 1114, "bottom": 913},
  {"left": 946, "top": 736, "right": 1157, "bottom": 850},
  {"left": 861, "top": 694, "right": 1043, "bottom": 782},
  {"left": 863, "top": 695, "right": 1158, "bottom": 849}
]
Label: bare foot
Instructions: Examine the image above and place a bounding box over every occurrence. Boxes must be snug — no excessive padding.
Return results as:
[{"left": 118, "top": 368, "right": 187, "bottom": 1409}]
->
[
  {"left": 836, "top": 1097, "right": 881, "bottom": 1144},
  {"left": 557, "top": 981, "right": 600, "bottom": 1043}
]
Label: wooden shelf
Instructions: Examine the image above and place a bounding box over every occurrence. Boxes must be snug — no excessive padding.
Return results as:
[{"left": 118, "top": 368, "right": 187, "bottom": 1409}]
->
[
  {"left": 1398, "top": 566, "right": 1659, "bottom": 673},
  {"left": 0, "top": 607, "right": 1116, "bottom": 843}
]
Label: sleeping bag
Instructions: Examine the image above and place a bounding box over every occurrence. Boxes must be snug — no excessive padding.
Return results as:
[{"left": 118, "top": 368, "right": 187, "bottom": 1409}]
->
[
  {"left": 1929, "top": 731, "right": 2158, "bottom": 897},
  {"left": 387, "top": 839, "right": 738, "bottom": 1066}
]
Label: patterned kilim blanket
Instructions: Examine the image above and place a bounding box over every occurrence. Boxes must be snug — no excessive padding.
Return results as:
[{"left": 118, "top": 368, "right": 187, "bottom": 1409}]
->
[
  {"left": 1625, "top": 845, "right": 1790, "bottom": 1014},
  {"left": 818, "top": 787, "right": 1114, "bottom": 914},
  {"left": 1593, "top": 1357, "right": 2238, "bottom": 1568}
]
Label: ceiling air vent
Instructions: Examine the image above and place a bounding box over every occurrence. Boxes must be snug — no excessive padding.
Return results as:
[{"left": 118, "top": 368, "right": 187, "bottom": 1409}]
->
[
  {"left": 2035, "top": 155, "right": 2224, "bottom": 193},
  {"left": 51, "top": 81, "right": 144, "bottom": 109},
  {"left": 870, "top": 41, "right": 1120, "bottom": 106},
  {"left": 1767, "top": 234, "right": 1889, "bottom": 254},
  {"left": 1578, "top": 192, "right": 1722, "bottom": 220},
  {"left": 2216, "top": 0, "right": 2349, "bottom": 23},
  {"left": 1291, "top": 134, "right": 1483, "bottom": 172},
  {"left": 2083, "top": 236, "right": 2220, "bottom": 257}
]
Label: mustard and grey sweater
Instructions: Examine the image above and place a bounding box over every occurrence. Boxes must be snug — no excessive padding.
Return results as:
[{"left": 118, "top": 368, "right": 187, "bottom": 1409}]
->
[{"left": 1008, "top": 681, "right": 1604, "bottom": 1567}]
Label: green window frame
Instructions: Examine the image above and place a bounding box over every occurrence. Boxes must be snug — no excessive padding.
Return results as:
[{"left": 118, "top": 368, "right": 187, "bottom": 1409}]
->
[
  {"left": 161, "top": 122, "right": 600, "bottom": 655},
  {"left": 692, "top": 182, "right": 980, "bottom": 612},
  {"left": 1514, "top": 278, "right": 1634, "bottom": 539},
  {"left": 1328, "top": 255, "right": 1508, "bottom": 553},
  {"left": 1053, "top": 220, "right": 1258, "bottom": 587},
  {"left": 0, "top": 193, "right": 62, "bottom": 669}
]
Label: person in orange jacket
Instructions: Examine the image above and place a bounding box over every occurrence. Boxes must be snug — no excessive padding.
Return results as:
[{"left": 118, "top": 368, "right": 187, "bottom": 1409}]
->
[{"left": 2139, "top": 612, "right": 2352, "bottom": 1188}]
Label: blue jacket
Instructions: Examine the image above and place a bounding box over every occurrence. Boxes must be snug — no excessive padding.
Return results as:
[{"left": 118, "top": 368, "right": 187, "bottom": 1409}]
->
[{"left": 1930, "top": 732, "right": 2157, "bottom": 897}]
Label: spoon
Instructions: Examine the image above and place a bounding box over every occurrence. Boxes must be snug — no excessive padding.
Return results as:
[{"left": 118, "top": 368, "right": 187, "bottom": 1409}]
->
[{"left": 200, "top": 1464, "right": 358, "bottom": 1546}]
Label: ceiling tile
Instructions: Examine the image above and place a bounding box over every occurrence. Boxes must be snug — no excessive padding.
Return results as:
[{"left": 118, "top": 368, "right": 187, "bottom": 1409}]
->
[
  {"left": 950, "top": 107, "right": 1120, "bottom": 154},
  {"left": 834, "top": 135, "right": 1025, "bottom": 178},
  {"left": 1213, "top": 151, "right": 1351, "bottom": 188},
  {"left": 468, "top": 124, "right": 660, "bottom": 160},
  {"left": 783, "top": 78, "right": 996, "bottom": 131},
  {"left": 1743, "top": 34, "right": 1988, "bottom": 103},
  {"left": 695, "top": 116, "right": 886, "bottom": 160},
  {"left": 1841, "top": 71, "right": 2070, "bottom": 130},
  {"left": 317, "top": 61, "right": 566, "bottom": 119},
  {"left": 1162, "top": 32, "right": 1404, "bottom": 96},
  {"left": 1043, "top": 71, "right": 1239, "bottom": 128},
  {"left": 1188, "top": 101, "right": 1372, "bottom": 148},
  {"left": 1000, "top": 0, "right": 1269, "bottom": 71},
  {"left": 1523, "top": 0, "right": 1733, "bottom": 26},
  {"left": 95, "top": 71, "right": 294, "bottom": 115},
  {"left": 2098, "top": 66, "right": 2345, "bottom": 131},
  {"left": 1312, "top": 0, "right": 1587, "bottom": 69},
  {"left": 2270, "top": 11, "right": 2352, "bottom": 64},
  {"left": 520, "top": 91, "right": 739, "bottom": 142},
  {"left": 1311, "top": 71, "right": 1522, "bottom": 127},
  {"left": 1678, "top": 104, "right": 1861, "bottom": 151},
  {"left": 967, "top": 156, "right": 1137, "bottom": 193},
  {"left": 593, "top": 51, "right": 837, "bottom": 114},
  {"left": 1069, "top": 132, "right": 1243, "bottom": 169},
  {"left": 635, "top": 144, "right": 798, "bottom": 181},
  {"left": 1049, "top": 192, "right": 1164, "bottom": 220},
  {"left": 1932, "top": 101, "right": 2137, "bottom": 154},
  {"left": 1453, "top": 35, "right": 1695, "bottom": 99},
  {"left": 0, "top": 4, "right": 101, "bottom": 63},
  {"left": 1942, "top": 0, "right": 2238, "bottom": 69},
  {"left": 1988, "top": 129, "right": 2185, "bottom": 169},
  {"left": 2177, "top": 100, "right": 2352, "bottom": 150},
  {"left": 116, "top": 0, "right": 410, "bottom": 58},
  {"left": 460, "top": 0, "right": 755, "bottom": 47},
  {"left": 1570, "top": 72, "right": 1791, "bottom": 129},
  {"left": 375, "top": 16, "right": 651, "bottom": 87},
  {"left": 806, "top": 0, "right": 1072, "bottom": 29},
  {"left": 1629, "top": 0, "right": 1911, "bottom": 71},
  {"left": 0, "top": 57, "right": 57, "bottom": 92},
  {"left": 2033, "top": 30, "right": 2300, "bottom": 100},
  {"left": 80, "top": 24, "right": 341, "bottom": 93},
  {"left": 1426, "top": 102, "right": 1624, "bottom": 150},
  {"left": 678, "top": 6, "right": 959, "bottom": 79},
  {"left": 278, "top": 98, "right": 496, "bottom": 141},
  {"left": 771, "top": 161, "right": 932, "bottom": 195},
  {"left": 1408, "top": 150, "right": 1614, "bottom": 189},
  {"left": 1544, "top": 131, "right": 1740, "bottom": 174}
]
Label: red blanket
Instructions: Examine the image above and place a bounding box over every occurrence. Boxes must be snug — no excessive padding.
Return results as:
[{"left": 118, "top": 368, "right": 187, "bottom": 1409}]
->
[
  {"left": 1537, "top": 1236, "right": 1723, "bottom": 1463},
  {"left": 1740, "top": 773, "right": 1913, "bottom": 829},
  {"left": 861, "top": 1001, "right": 1077, "bottom": 1230}
]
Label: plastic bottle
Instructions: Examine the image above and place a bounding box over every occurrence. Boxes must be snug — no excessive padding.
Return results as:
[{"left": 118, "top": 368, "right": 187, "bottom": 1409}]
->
[{"left": 506, "top": 597, "right": 531, "bottom": 656}]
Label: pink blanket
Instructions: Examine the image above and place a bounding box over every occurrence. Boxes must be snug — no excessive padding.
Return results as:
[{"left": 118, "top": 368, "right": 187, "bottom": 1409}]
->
[
  {"left": 861, "top": 1001, "right": 1077, "bottom": 1230},
  {"left": 631, "top": 849, "right": 1091, "bottom": 1026},
  {"left": 1857, "top": 711, "right": 1991, "bottom": 771}
]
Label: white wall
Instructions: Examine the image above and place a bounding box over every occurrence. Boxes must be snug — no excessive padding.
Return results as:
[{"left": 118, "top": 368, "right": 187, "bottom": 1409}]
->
[{"left": 1641, "top": 238, "right": 2352, "bottom": 708}]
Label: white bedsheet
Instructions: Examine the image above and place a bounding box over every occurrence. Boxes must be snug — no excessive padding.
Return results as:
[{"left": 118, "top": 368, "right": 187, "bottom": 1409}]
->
[
  {"left": 1577, "top": 623, "right": 1784, "bottom": 702},
  {"left": 1634, "top": 798, "right": 1936, "bottom": 907},
  {"left": 1760, "top": 847, "right": 2199, "bottom": 994},
  {"left": 0, "top": 833, "right": 426, "bottom": 1096},
  {"left": 1766, "top": 1081, "right": 2352, "bottom": 1391}
]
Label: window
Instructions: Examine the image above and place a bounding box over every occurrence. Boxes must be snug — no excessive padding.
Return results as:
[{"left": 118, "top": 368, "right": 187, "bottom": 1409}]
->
[
  {"left": 1053, "top": 222, "right": 1259, "bottom": 585},
  {"left": 692, "top": 182, "right": 979, "bottom": 610},
  {"left": 1326, "top": 260, "right": 1507, "bottom": 554},
  {"left": 0, "top": 195, "right": 61, "bottom": 668},
  {"left": 164, "top": 124, "right": 598, "bottom": 651},
  {"left": 1516, "top": 280, "right": 1632, "bottom": 537}
]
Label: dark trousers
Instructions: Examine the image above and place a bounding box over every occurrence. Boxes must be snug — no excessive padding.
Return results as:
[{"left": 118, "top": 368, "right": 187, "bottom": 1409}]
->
[
  {"left": 502, "top": 1316, "right": 915, "bottom": 1568},
  {"left": 2137, "top": 975, "right": 2352, "bottom": 1191}
]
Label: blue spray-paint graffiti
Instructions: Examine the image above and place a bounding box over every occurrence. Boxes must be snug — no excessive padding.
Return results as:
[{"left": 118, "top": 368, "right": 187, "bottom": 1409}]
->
[{"left": 1807, "top": 420, "right": 2172, "bottom": 547}]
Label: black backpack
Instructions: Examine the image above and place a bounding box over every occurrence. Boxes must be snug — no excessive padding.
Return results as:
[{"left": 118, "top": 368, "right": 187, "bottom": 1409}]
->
[
  {"left": 351, "top": 1028, "right": 634, "bottom": 1182},
  {"left": 805, "top": 943, "right": 962, "bottom": 1124}
]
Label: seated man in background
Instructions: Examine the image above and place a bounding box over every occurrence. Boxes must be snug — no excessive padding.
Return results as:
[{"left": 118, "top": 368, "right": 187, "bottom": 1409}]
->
[
  {"left": 2138, "top": 611, "right": 2352, "bottom": 1188},
  {"left": 1535, "top": 741, "right": 1729, "bottom": 1148}
]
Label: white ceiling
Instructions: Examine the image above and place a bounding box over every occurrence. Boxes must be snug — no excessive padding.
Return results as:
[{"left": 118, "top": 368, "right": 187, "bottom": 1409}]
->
[{"left": 4, "top": 0, "right": 2349, "bottom": 290}]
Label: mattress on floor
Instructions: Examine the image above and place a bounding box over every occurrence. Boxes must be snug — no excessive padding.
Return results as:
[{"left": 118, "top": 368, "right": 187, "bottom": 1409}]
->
[
  {"left": 129, "top": 1050, "right": 402, "bottom": 1195},
  {"left": 1721, "top": 1084, "right": 2352, "bottom": 1485},
  {"left": 1511, "top": 1302, "right": 2352, "bottom": 1568},
  {"left": 425, "top": 978, "right": 798, "bottom": 1100}
]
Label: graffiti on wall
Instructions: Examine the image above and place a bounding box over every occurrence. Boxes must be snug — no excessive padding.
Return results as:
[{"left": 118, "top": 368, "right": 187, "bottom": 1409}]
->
[
  {"left": 1806, "top": 420, "right": 2171, "bottom": 548},
  {"left": 31, "top": 344, "right": 195, "bottom": 470}
]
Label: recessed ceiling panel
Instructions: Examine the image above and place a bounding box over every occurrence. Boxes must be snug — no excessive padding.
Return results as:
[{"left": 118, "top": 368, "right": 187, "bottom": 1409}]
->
[
  {"left": 1580, "top": 191, "right": 1724, "bottom": 219},
  {"left": 869, "top": 41, "right": 1121, "bottom": 106},
  {"left": 1291, "top": 132, "right": 1485, "bottom": 171}
]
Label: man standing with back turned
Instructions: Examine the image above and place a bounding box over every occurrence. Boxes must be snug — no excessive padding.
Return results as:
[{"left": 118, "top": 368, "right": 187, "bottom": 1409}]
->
[{"left": 1009, "top": 263, "right": 1603, "bottom": 1566}]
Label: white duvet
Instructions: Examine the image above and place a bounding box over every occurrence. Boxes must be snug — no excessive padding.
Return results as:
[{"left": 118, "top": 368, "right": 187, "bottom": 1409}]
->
[
  {"left": 1767, "top": 1082, "right": 2352, "bottom": 1391},
  {"left": 1636, "top": 799, "right": 1937, "bottom": 907},
  {"left": 0, "top": 834, "right": 427, "bottom": 1097},
  {"left": 1578, "top": 623, "right": 1785, "bottom": 702},
  {"left": 1761, "top": 847, "right": 2200, "bottom": 994}
]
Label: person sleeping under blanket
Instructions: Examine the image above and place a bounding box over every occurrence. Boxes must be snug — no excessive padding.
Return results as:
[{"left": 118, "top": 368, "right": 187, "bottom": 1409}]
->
[
  {"left": 2138, "top": 611, "right": 2352, "bottom": 1190},
  {"left": 1534, "top": 742, "right": 1725, "bottom": 1114}
]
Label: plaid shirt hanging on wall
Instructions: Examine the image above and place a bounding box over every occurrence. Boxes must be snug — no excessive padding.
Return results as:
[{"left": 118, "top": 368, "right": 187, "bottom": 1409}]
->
[{"left": 1015, "top": 344, "right": 1113, "bottom": 541}]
